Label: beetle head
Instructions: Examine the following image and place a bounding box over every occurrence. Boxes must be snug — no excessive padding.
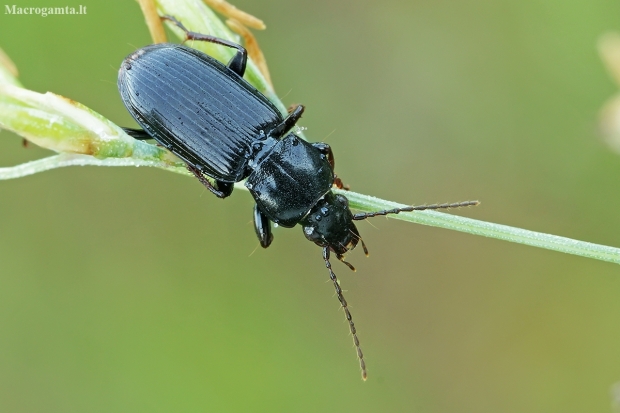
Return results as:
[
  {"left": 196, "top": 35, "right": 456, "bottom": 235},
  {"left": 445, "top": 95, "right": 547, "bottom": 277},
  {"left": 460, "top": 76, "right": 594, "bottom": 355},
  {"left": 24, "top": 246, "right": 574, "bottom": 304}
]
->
[{"left": 300, "top": 191, "right": 360, "bottom": 255}]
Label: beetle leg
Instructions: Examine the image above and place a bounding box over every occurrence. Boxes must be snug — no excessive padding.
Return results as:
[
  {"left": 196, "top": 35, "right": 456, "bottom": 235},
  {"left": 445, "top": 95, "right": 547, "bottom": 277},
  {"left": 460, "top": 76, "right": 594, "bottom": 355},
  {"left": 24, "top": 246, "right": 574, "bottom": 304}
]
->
[
  {"left": 312, "top": 143, "right": 350, "bottom": 190},
  {"left": 352, "top": 200, "right": 480, "bottom": 220},
  {"left": 323, "top": 247, "right": 367, "bottom": 381},
  {"left": 271, "top": 104, "right": 305, "bottom": 138},
  {"left": 122, "top": 128, "right": 152, "bottom": 140},
  {"left": 312, "top": 142, "right": 335, "bottom": 170},
  {"left": 253, "top": 205, "right": 273, "bottom": 248},
  {"left": 332, "top": 175, "right": 350, "bottom": 191},
  {"left": 225, "top": 47, "right": 248, "bottom": 77},
  {"left": 161, "top": 15, "right": 248, "bottom": 77},
  {"left": 215, "top": 180, "right": 235, "bottom": 197},
  {"left": 186, "top": 164, "right": 235, "bottom": 199},
  {"left": 226, "top": 19, "right": 272, "bottom": 89}
]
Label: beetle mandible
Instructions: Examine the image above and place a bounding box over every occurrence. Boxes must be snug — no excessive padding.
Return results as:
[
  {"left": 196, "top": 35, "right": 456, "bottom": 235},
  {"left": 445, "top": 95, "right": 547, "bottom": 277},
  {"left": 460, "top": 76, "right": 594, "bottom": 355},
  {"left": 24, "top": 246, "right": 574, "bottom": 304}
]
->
[{"left": 118, "top": 16, "right": 478, "bottom": 380}]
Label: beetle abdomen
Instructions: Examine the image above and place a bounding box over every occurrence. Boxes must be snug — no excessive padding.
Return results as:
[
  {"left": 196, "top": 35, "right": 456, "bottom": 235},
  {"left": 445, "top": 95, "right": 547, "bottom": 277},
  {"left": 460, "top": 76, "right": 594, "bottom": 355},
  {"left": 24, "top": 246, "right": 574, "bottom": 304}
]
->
[{"left": 118, "top": 44, "right": 283, "bottom": 182}]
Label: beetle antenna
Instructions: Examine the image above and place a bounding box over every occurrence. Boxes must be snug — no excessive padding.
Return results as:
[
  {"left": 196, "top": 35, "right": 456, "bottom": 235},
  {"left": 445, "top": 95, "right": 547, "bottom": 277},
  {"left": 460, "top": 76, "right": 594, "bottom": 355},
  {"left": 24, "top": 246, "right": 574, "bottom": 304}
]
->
[
  {"left": 352, "top": 200, "right": 479, "bottom": 220},
  {"left": 323, "top": 247, "right": 367, "bottom": 381}
]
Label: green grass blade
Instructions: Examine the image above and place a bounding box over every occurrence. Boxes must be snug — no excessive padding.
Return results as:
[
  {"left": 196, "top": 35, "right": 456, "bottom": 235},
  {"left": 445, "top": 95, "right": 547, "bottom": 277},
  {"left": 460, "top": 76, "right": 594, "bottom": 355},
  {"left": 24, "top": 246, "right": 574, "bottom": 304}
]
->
[{"left": 342, "top": 191, "right": 620, "bottom": 264}]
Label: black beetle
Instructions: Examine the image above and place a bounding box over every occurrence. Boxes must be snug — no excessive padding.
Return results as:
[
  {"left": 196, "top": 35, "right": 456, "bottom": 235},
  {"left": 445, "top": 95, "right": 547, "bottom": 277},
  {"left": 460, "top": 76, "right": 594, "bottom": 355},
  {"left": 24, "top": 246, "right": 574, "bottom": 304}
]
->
[{"left": 118, "top": 16, "right": 478, "bottom": 380}]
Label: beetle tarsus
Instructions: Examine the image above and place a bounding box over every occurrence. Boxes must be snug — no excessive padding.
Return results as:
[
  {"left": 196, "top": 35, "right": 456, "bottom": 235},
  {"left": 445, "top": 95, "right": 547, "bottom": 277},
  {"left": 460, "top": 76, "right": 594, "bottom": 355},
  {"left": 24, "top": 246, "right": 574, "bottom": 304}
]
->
[
  {"left": 122, "top": 127, "right": 152, "bottom": 140},
  {"left": 161, "top": 14, "right": 248, "bottom": 77},
  {"left": 187, "top": 164, "right": 234, "bottom": 198},
  {"left": 333, "top": 175, "right": 350, "bottom": 190}
]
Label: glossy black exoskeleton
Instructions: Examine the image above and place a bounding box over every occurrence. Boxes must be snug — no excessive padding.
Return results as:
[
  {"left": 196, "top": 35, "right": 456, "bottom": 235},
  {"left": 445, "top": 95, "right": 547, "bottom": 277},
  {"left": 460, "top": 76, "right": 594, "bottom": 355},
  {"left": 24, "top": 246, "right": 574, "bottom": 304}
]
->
[{"left": 118, "top": 17, "right": 478, "bottom": 380}]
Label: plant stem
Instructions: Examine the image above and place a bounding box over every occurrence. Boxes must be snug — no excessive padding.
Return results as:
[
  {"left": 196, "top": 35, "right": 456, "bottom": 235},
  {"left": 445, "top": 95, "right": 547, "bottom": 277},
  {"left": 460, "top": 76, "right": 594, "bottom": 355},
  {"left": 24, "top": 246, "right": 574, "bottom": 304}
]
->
[
  {"left": 0, "top": 153, "right": 187, "bottom": 179},
  {"left": 342, "top": 191, "right": 620, "bottom": 265},
  {"left": 1, "top": 154, "right": 618, "bottom": 265}
]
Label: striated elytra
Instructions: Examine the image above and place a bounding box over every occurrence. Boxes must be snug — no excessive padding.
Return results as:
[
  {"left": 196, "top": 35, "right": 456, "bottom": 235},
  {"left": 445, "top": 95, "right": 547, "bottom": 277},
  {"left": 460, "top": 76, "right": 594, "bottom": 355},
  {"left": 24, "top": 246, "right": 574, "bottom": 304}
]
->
[{"left": 118, "top": 43, "right": 332, "bottom": 228}]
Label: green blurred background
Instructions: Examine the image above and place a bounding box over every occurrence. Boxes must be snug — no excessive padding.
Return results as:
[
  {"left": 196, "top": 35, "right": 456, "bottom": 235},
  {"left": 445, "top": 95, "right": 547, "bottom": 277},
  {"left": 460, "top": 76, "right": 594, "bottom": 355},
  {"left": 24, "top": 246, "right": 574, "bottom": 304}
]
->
[{"left": 2, "top": 0, "right": 620, "bottom": 411}]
